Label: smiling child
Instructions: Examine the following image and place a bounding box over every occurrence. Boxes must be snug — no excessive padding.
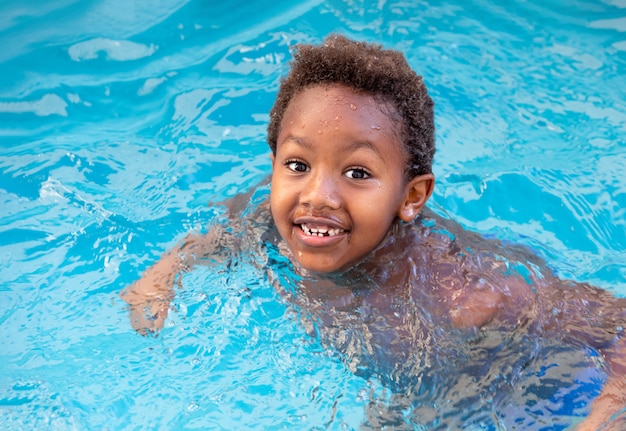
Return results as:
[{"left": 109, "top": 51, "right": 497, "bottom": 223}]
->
[{"left": 122, "top": 35, "right": 626, "bottom": 430}]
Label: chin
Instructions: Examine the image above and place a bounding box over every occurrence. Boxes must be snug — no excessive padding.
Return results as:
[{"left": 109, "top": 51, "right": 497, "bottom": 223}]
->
[
  {"left": 294, "top": 256, "right": 354, "bottom": 275},
  {"left": 298, "top": 263, "right": 339, "bottom": 275}
]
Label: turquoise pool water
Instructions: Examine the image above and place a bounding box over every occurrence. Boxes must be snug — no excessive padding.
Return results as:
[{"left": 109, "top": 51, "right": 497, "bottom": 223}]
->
[{"left": 1, "top": 0, "right": 625, "bottom": 429}]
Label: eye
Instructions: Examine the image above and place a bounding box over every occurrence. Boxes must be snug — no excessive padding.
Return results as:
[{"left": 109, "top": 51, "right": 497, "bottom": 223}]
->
[
  {"left": 345, "top": 167, "right": 371, "bottom": 180},
  {"left": 285, "top": 159, "right": 309, "bottom": 173}
]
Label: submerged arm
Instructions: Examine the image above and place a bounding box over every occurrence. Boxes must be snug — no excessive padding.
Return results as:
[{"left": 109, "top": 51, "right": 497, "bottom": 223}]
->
[
  {"left": 540, "top": 280, "right": 626, "bottom": 430},
  {"left": 578, "top": 304, "right": 626, "bottom": 431},
  {"left": 121, "top": 223, "right": 234, "bottom": 334},
  {"left": 581, "top": 337, "right": 626, "bottom": 430},
  {"left": 121, "top": 178, "right": 271, "bottom": 334}
]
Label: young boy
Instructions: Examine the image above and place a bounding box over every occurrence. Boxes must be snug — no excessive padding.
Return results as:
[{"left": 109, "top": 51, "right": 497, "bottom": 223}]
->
[{"left": 122, "top": 35, "right": 626, "bottom": 430}]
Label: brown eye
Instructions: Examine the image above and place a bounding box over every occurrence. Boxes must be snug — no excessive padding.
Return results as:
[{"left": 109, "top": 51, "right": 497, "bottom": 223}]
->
[
  {"left": 345, "top": 167, "right": 371, "bottom": 179},
  {"left": 286, "top": 160, "right": 308, "bottom": 172}
]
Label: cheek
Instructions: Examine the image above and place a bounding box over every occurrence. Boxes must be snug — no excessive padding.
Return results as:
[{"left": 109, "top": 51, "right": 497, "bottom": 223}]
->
[
  {"left": 351, "top": 210, "right": 377, "bottom": 233},
  {"left": 269, "top": 191, "right": 281, "bottom": 218},
  {"left": 269, "top": 185, "right": 292, "bottom": 223},
  {"left": 357, "top": 188, "right": 397, "bottom": 212}
]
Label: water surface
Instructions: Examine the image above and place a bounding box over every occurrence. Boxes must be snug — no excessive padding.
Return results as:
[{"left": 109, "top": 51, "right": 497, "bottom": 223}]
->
[{"left": 1, "top": 0, "right": 625, "bottom": 429}]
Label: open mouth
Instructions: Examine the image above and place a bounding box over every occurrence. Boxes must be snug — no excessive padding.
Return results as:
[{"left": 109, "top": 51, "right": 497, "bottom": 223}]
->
[{"left": 300, "top": 224, "right": 345, "bottom": 237}]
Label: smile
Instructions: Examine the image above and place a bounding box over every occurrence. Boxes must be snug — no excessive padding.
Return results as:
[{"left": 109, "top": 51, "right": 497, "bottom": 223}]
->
[{"left": 300, "top": 224, "right": 345, "bottom": 237}]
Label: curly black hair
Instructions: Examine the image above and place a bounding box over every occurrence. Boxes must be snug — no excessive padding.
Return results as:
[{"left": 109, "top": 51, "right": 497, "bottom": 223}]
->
[{"left": 267, "top": 34, "right": 435, "bottom": 178}]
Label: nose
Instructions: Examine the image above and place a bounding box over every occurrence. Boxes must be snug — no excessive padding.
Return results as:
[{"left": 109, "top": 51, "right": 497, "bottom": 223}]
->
[{"left": 300, "top": 172, "right": 341, "bottom": 210}]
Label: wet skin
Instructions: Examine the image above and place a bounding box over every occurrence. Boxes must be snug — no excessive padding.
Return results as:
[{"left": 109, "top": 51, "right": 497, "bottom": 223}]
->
[
  {"left": 123, "top": 83, "right": 626, "bottom": 430},
  {"left": 269, "top": 84, "right": 433, "bottom": 274},
  {"left": 122, "top": 180, "right": 626, "bottom": 429}
]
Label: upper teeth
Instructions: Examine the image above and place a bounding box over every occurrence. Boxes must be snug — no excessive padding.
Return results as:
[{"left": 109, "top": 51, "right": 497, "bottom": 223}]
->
[{"left": 301, "top": 224, "right": 344, "bottom": 237}]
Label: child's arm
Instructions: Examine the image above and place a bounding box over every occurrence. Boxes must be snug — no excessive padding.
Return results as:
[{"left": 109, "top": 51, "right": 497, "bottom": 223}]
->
[
  {"left": 121, "top": 179, "right": 271, "bottom": 334},
  {"left": 121, "top": 224, "right": 232, "bottom": 335},
  {"left": 580, "top": 357, "right": 626, "bottom": 430},
  {"left": 539, "top": 280, "right": 626, "bottom": 430},
  {"left": 576, "top": 330, "right": 626, "bottom": 430}
]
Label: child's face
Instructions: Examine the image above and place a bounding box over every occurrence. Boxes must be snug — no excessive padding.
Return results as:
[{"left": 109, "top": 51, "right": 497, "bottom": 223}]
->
[{"left": 270, "top": 84, "right": 429, "bottom": 273}]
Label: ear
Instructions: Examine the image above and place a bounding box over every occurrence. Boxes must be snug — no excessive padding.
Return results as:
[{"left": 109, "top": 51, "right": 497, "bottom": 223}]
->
[
  {"left": 270, "top": 152, "right": 275, "bottom": 168},
  {"left": 397, "top": 174, "right": 434, "bottom": 222}
]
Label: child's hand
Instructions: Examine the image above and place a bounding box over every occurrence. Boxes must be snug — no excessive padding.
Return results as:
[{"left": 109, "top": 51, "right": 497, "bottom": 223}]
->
[
  {"left": 121, "top": 260, "right": 179, "bottom": 335},
  {"left": 120, "top": 231, "right": 220, "bottom": 335},
  {"left": 122, "top": 283, "right": 172, "bottom": 335}
]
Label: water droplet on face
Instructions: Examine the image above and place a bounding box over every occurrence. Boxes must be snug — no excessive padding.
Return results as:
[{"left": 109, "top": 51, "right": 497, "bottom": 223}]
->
[
  {"left": 334, "top": 115, "right": 341, "bottom": 121},
  {"left": 371, "top": 125, "right": 381, "bottom": 130},
  {"left": 301, "top": 122, "right": 306, "bottom": 128},
  {"left": 350, "top": 103, "right": 357, "bottom": 110},
  {"left": 317, "top": 129, "right": 322, "bottom": 134}
]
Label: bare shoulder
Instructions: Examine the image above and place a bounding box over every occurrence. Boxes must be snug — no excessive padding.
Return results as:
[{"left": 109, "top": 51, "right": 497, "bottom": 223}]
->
[
  {"left": 398, "top": 208, "right": 626, "bottom": 340},
  {"left": 535, "top": 277, "right": 626, "bottom": 347},
  {"left": 385, "top": 208, "right": 544, "bottom": 329}
]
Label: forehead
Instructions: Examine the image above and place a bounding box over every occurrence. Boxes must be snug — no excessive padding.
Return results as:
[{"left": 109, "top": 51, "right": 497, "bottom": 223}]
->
[
  {"left": 280, "top": 84, "right": 402, "bottom": 144},
  {"left": 277, "top": 84, "right": 409, "bottom": 173},
  {"left": 284, "top": 84, "right": 383, "bottom": 116}
]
